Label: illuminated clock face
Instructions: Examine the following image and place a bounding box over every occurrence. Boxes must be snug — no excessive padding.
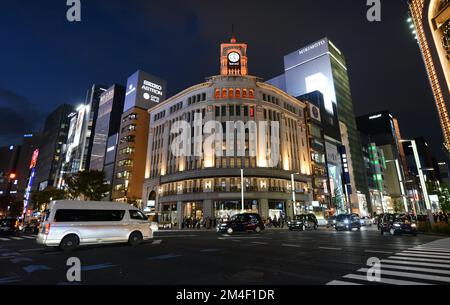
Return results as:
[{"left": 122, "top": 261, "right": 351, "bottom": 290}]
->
[{"left": 228, "top": 52, "right": 240, "bottom": 63}]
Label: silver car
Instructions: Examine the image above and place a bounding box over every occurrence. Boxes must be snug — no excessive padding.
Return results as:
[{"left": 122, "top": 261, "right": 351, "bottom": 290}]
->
[{"left": 37, "top": 200, "right": 153, "bottom": 251}]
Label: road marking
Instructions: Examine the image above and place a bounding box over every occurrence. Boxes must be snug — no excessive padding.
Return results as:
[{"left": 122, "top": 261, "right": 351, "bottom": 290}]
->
[
  {"left": 281, "top": 244, "right": 301, "bottom": 248},
  {"left": 19, "top": 248, "right": 45, "bottom": 253},
  {"left": 232, "top": 240, "right": 241, "bottom": 243},
  {"left": 81, "top": 263, "right": 118, "bottom": 271},
  {"left": 387, "top": 256, "right": 450, "bottom": 264},
  {"left": 23, "top": 265, "right": 52, "bottom": 273},
  {"left": 410, "top": 247, "right": 450, "bottom": 252},
  {"left": 1, "top": 252, "right": 21, "bottom": 257},
  {"left": 0, "top": 238, "right": 10, "bottom": 241},
  {"left": 21, "top": 236, "right": 36, "bottom": 239},
  {"left": 381, "top": 259, "right": 450, "bottom": 269},
  {"left": 152, "top": 240, "right": 163, "bottom": 245},
  {"left": 148, "top": 253, "right": 182, "bottom": 260},
  {"left": 11, "top": 257, "right": 34, "bottom": 264},
  {"left": 201, "top": 249, "right": 220, "bottom": 252},
  {"left": 318, "top": 247, "right": 341, "bottom": 251},
  {"left": 251, "top": 242, "right": 268, "bottom": 245},
  {"left": 396, "top": 252, "right": 450, "bottom": 259},
  {"left": 343, "top": 273, "right": 430, "bottom": 285},
  {"left": 380, "top": 264, "right": 450, "bottom": 275},
  {"left": 327, "top": 280, "right": 362, "bottom": 286},
  {"left": 10, "top": 237, "right": 24, "bottom": 240},
  {"left": 364, "top": 250, "right": 393, "bottom": 254},
  {"left": 358, "top": 268, "right": 450, "bottom": 283},
  {"left": 0, "top": 276, "right": 21, "bottom": 284},
  {"left": 155, "top": 234, "right": 197, "bottom": 238},
  {"left": 403, "top": 250, "right": 450, "bottom": 256}
]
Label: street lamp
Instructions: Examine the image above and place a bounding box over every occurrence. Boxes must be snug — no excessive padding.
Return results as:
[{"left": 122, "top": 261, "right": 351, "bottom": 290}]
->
[
  {"left": 241, "top": 169, "right": 244, "bottom": 212},
  {"left": 401, "top": 139, "right": 434, "bottom": 225},
  {"left": 291, "top": 172, "right": 300, "bottom": 217}
]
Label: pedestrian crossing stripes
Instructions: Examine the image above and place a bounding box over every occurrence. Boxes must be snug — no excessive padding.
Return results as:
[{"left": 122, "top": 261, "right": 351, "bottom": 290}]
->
[
  {"left": 0, "top": 235, "right": 36, "bottom": 242},
  {"left": 327, "top": 238, "right": 450, "bottom": 285}
]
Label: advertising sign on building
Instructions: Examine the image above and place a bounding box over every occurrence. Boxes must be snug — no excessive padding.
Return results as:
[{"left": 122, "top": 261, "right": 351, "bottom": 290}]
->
[{"left": 124, "top": 70, "right": 167, "bottom": 112}]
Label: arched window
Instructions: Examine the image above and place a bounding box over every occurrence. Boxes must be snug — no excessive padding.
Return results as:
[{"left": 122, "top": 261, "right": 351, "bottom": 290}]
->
[
  {"left": 215, "top": 89, "right": 220, "bottom": 99},
  {"left": 222, "top": 89, "right": 227, "bottom": 99},
  {"left": 249, "top": 89, "right": 255, "bottom": 99},
  {"left": 242, "top": 89, "right": 247, "bottom": 98},
  {"left": 229, "top": 88, "right": 234, "bottom": 99},
  {"left": 235, "top": 88, "right": 241, "bottom": 99}
]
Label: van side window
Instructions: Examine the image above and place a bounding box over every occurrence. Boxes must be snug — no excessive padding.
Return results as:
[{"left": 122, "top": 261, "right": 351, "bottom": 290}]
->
[
  {"left": 129, "top": 210, "right": 148, "bottom": 221},
  {"left": 54, "top": 209, "right": 125, "bottom": 222}
]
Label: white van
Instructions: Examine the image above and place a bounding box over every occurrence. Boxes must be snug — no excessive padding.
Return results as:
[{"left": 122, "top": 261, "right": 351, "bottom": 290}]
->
[{"left": 36, "top": 200, "right": 153, "bottom": 251}]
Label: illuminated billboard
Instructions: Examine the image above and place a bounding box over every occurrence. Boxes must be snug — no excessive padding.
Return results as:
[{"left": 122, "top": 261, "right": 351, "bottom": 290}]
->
[{"left": 124, "top": 70, "right": 167, "bottom": 112}]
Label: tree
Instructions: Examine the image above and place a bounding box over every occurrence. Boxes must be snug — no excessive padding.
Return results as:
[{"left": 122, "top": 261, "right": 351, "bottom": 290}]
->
[
  {"left": 331, "top": 187, "right": 344, "bottom": 213},
  {"left": 8, "top": 201, "right": 23, "bottom": 218},
  {"left": 32, "top": 187, "right": 67, "bottom": 211},
  {"left": 65, "top": 170, "right": 110, "bottom": 201},
  {"left": 393, "top": 199, "right": 404, "bottom": 213},
  {"left": 427, "top": 181, "right": 450, "bottom": 212}
]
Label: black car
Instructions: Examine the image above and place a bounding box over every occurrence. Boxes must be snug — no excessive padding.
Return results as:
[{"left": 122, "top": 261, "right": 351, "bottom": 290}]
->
[
  {"left": 0, "top": 218, "right": 19, "bottom": 233},
  {"left": 288, "top": 214, "right": 318, "bottom": 231},
  {"left": 380, "top": 213, "right": 418, "bottom": 236},
  {"left": 335, "top": 214, "right": 361, "bottom": 231},
  {"left": 217, "top": 213, "right": 265, "bottom": 234}
]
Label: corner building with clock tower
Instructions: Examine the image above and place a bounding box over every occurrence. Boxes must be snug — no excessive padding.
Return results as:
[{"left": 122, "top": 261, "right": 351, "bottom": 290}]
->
[{"left": 142, "top": 35, "right": 315, "bottom": 228}]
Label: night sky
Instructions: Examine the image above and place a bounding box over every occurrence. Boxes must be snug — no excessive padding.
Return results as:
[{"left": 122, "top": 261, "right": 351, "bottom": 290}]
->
[{"left": 0, "top": 0, "right": 446, "bottom": 160}]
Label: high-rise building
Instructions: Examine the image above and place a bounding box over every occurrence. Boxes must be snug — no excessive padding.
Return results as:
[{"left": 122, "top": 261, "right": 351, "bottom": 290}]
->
[
  {"left": 141, "top": 35, "right": 314, "bottom": 227},
  {"left": 356, "top": 111, "right": 410, "bottom": 213},
  {"left": 112, "top": 71, "right": 167, "bottom": 204},
  {"left": 268, "top": 38, "right": 368, "bottom": 213},
  {"left": 90, "top": 85, "right": 125, "bottom": 171},
  {"left": 409, "top": 0, "right": 450, "bottom": 152},
  {"left": 34, "top": 104, "right": 75, "bottom": 191},
  {"left": 56, "top": 84, "right": 107, "bottom": 187}
]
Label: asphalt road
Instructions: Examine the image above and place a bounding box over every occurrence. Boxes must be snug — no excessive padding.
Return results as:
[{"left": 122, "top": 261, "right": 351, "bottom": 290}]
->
[{"left": 0, "top": 226, "right": 447, "bottom": 285}]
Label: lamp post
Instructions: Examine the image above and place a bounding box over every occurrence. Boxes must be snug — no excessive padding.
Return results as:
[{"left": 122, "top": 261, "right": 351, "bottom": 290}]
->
[
  {"left": 401, "top": 139, "right": 434, "bottom": 225},
  {"left": 241, "top": 169, "right": 244, "bottom": 212}
]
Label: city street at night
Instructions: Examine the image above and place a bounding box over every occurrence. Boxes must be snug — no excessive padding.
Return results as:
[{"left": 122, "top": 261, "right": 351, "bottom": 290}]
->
[{"left": 0, "top": 227, "right": 448, "bottom": 285}]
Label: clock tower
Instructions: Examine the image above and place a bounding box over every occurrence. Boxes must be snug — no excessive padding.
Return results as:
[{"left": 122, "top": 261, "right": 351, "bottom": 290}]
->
[{"left": 220, "top": 34, "right": 248, "bottom": 76}]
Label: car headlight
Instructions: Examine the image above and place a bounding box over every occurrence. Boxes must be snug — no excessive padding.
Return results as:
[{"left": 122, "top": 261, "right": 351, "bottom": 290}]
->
[
  {"left": 411, "top": 223, "right": 417, "bottom": 228},
  {"left": 394, "top": 223, "right": 401, "bottom": 227},
  {"left": 333, "top": 220, "right": 336, "bottom": 224},
  {"left": 344, "top": 219, "right": 349, "bottom": 224}
]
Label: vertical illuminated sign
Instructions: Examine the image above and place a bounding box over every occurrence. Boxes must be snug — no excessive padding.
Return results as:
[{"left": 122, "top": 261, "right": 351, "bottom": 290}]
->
[{"left": 23, "top": 149, "right": 39, "bottom": 218}]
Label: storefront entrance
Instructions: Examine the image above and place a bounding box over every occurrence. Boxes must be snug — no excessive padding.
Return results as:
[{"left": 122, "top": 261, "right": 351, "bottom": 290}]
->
[
  {"left": 184, "top": 201, "right": 204, "bottom": 220},
  {"left": 268, "top": 200, "right": 286, "bottom": 222},
  {"left": 160, "top": 203, "right": 178, "bottom": 229},
  {"left": 214, "top": 200, "right": 258, "bottom": 221}
]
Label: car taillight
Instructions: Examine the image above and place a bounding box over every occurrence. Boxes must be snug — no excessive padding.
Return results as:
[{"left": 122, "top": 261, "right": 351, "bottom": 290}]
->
[
  {"left": 44, "top": 223, "right": 51, "bottom": 235},
  {"left": 14, "top": 220, "right": 18, "bottom": 228}
]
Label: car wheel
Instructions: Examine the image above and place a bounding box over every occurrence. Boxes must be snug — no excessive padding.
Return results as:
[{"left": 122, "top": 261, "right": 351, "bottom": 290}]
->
[
  {"left": 255, "top": 226, "right": 261, "bottom": 233},
  {"left": 59, "top": 234, "right": 79, "bottom": 251},
  {"left": 413, "top": 232, "right": 418, "bottom": 237},
  {"left": 380, "top": 229, "right": 384, "bottom": 235},
  {"left": 227, "top": 227, "right": 233, "bottom": 235},
  {"left": 390, "top": 228, "right": 396, "bottom": 236},
  {"left": 128, "top": 231, "right": 143, "bottom": 246}
]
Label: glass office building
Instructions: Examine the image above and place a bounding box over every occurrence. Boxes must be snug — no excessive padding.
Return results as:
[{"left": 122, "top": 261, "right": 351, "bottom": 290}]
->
[{"left": 268, "top": 38, "right": 369, "bottom": 213}]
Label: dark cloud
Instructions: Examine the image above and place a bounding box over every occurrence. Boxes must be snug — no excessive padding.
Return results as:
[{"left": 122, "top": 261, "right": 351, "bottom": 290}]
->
[{"left": 0, "top": 88, "right": 44, "bottom": 146}]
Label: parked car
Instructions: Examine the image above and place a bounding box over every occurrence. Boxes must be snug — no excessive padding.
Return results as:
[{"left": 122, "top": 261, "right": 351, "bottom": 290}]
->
[
  {"left": 0, "top": 218, "right": 20, "bottom": 233},
  {"left": 288, "top": 214, "right": 318, "bottom": 231},
  {"left": 217, "top": 213, "right": 264, "bottom": 234},
  {"left": 36, "top": 200, "right": 154, "bottom": 251},
  {"left": 335, "top": 214, "right": 361, "bottom": 231},
  {"left": 326, "top": 216, "right": 337, "bottom": 228},
  {"left": 360, "top": 216, "right": 373, "bottom": 226},
  {"left": 379, "top": 213, "right": 418, "bottom": 236}
]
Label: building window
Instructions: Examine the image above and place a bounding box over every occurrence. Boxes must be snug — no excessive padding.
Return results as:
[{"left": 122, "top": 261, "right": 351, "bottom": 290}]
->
[
  {"left": 221, "top": 105, "right": 226, "bottom": 116},
  {"left": 222, "top": 89, "right": 227, "bottom": 99},
  {"left": 229, "top": 105, "right": 234, "bottom": 116},
  {"left": 202, "top": 93, "right": 206, "bottom": 101},
  {"left": 236, "top": 105, "right": 241, "bottom": 116},
  {"left": 249, "top": 89, "right": 254, "bottom": 99},
  {"left": 235, "top": 89, "right": 241, "bottom": 99},
  {"left": 242, "top": 89, "right": 247, "bottom": 98},
  {"left": 215, "top": 106, "right": 220, "bottom": 117},
  {"left": 215, "top": 89, "right": 220, "bottom": 99},
  {"left": 244, "top": 106, "right": 248, "bottom": 117}
]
